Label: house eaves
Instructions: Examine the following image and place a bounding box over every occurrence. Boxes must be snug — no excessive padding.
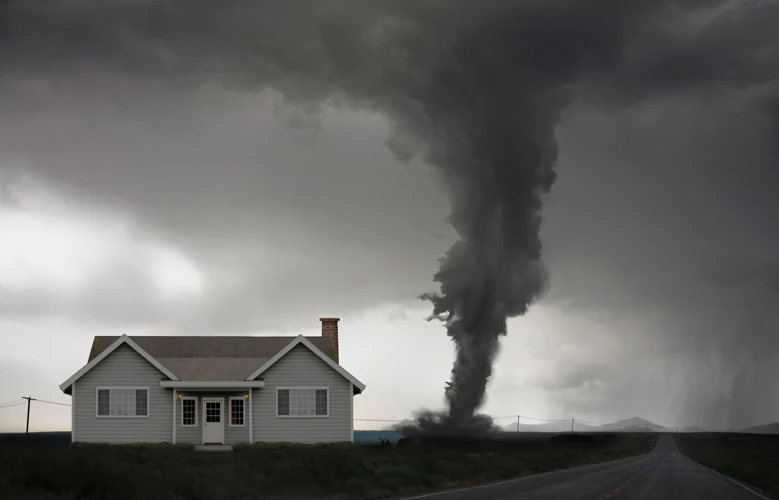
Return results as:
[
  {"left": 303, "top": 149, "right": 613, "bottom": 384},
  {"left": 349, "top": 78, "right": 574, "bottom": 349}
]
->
[
  {"left": 59, "top": 335, "right": 179, "bottom": 393},
  {"left": 244, "top": 335, "right": 366, "bottom": 393}
]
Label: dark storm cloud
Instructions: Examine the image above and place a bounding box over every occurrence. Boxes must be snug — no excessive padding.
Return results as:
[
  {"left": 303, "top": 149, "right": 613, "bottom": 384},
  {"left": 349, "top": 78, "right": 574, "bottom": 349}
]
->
[{"left": 2, "top": 0, "right": 778, "bottom": 429}]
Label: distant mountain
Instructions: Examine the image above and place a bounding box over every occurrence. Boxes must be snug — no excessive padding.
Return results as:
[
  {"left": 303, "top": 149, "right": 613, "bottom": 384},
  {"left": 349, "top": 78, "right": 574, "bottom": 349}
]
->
[
  {"left": 740, "top": 422, "right": 779, "bottom": 434},
  {"left": 502, "top": 416, "right": 667, "bottom": 433},
  {"left": 601, "top": 417, "right": 668, "bottom": 433}
]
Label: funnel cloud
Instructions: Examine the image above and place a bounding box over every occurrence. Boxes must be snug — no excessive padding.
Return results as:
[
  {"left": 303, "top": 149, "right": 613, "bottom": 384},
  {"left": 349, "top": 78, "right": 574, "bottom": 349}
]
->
[{"left": 1, "top": 0, "right": 778, "bottom": 433}]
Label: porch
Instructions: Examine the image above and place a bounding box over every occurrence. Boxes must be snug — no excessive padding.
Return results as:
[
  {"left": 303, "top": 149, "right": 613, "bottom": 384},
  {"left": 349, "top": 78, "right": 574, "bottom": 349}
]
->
[{"left": 160, "top": 380, "right": 265, "bottom": 446}]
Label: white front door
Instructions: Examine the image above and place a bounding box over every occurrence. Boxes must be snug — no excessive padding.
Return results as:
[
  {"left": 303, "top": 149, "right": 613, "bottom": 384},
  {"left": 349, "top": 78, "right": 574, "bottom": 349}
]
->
[{"left": 203, "top": 398, "right": 224, "bottom": 444}]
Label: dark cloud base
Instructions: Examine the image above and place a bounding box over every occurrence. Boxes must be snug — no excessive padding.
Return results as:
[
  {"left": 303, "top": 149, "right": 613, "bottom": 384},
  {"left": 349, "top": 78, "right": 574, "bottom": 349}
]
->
[{"left": 1, "top": 0, "right": 778, "bottom": 431}]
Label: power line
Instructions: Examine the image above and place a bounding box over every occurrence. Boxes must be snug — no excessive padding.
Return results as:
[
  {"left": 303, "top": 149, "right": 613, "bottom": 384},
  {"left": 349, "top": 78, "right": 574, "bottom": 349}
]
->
[
  {"left": 34, "top": 399, "right": 71, "bottom": 407},
  {"left": 517, "top": 415, "right": 570, "bottom": 422},
  {"left": 0, "top": 399, "right": 71, "bottom": 409},
  {"left": 0, "top": 401, "right": 26, "bottom": 409},
  {"left": 2, "top": 396, "right": 739, "bottom": 434},
  {"left": 575, "top": 418, "right": 613, "bottom": 426}
]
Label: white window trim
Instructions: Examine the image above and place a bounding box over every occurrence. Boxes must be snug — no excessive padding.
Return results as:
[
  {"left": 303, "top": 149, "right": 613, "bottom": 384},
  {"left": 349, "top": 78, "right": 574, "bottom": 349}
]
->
[
  {"left": 95, "top": 386, "right": 150, "bottom": 418},
  {"left": 276, "top": 386, "right": 330, "bottom": 418},
  {"left": 181, "top": 396, "right": 198, "bottom": 427},
  {"left": 228, "top": 396, "right": 246, "bottom": 427}
]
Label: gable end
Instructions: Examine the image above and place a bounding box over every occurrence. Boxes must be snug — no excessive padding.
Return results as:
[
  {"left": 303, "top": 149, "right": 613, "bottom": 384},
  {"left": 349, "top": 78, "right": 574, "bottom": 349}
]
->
[{"left": 60, "top": 335, "right": 179, "bottom": 393}]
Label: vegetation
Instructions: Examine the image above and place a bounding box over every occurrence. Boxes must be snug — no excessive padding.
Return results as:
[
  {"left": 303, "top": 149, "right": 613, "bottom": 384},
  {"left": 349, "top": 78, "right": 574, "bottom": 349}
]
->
[
  {"left": 0, "top": 432, "right": 657, "bottom": 499},
  {"left": 675, "top": 432, "right": 779, "bottom": 498}
]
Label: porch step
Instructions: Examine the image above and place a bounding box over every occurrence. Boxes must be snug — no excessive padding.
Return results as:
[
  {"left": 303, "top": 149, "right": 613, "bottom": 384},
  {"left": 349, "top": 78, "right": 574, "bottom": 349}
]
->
[{"left": 194, "top": 444, "right": 233, "bottom": 452}]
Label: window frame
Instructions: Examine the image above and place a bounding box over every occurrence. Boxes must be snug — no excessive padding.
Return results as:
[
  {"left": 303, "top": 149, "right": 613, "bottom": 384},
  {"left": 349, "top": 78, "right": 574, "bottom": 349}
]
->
[
  {"left": 181, "top": 396, "right": 198, "bottom": 427},
  {"left": 228, "top": 396, "right": 246, "bottom": 427},
  {"left": 275, "top": 386, "right": 330, "bottom": 418},
  {"left": 95, "top": 386, "right": 150, "bottom": 418}
]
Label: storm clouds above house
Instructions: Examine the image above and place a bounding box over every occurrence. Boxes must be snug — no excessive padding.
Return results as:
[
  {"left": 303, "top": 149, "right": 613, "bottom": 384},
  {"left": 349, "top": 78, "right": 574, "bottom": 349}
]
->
[{"left": 0, "top": 0, "right": 778, "bottom": 431}]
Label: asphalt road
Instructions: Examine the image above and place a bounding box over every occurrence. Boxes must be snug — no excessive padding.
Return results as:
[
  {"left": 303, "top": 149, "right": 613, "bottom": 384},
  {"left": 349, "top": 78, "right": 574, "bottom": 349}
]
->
[{"left": 403, "top": 434, "right": 767, "bottom": 500}]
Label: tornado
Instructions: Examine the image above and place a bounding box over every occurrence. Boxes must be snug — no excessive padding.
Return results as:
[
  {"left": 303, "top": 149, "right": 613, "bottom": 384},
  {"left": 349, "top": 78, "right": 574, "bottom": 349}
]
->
[{"left": 3, "top": 0, "right": 776, "bottom": 435}]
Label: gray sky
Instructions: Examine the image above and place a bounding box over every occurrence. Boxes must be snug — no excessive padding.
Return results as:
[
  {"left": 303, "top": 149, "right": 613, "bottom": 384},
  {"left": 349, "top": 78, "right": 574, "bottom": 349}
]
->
[{"left": 1, "top": 0, "right": 778, "bottom": 432}]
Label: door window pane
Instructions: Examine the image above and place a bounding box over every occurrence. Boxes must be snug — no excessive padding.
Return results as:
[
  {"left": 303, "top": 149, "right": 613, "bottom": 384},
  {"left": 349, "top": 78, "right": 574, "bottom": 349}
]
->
[{"left": 206, "top": 402, "right": 221, "bottom": 423}]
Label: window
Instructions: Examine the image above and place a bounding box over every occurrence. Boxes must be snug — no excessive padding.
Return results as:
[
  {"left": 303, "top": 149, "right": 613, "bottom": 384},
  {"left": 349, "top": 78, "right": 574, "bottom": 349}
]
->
[
  {"left": 205, "top": 401, "right": 221, "bottom": 423},
  {"left": 229, "top": 397, "right": 245, "bottom": 427},
  {"left": 276, "top": 388, "right": 328, "bottom": 417},
  {"left": 182, "top": 397, "right": 197, "bottom": 427},
  {"left": 96, "top": 388, "right": 149, "bottom": 417}
]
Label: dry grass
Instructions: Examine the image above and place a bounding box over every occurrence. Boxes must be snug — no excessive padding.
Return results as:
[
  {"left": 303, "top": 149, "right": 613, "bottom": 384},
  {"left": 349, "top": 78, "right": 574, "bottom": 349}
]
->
[
  {"left": 0, "top": 432, "right": 657, "bottom": 499},
  {"left": 675, "top": 432, "right": 779, "bottom": 498}
]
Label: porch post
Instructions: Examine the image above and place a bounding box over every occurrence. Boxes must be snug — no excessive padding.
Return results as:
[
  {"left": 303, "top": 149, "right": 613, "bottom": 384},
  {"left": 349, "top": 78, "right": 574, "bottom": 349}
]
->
[
  {"left": 248, "top": 389, "right": 253, "bottom": 444},
  {"left": 172, "top": 390, "right": 176, "bottom": 444}
]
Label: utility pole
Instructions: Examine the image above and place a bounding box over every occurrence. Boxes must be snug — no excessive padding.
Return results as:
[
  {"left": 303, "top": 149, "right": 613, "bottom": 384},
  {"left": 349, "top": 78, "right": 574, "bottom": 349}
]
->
[
  {"left": 516, "top": 415, "right": 520, "bottom": 433},
  {"left": 571, "top": 418, "right": 574, "bottom": 433},
  {"left": 22, "top": 397, "right": 36, "bottom": 439},
  {"left": 645, "top": 424, "right": 648, "bottom": 433}
]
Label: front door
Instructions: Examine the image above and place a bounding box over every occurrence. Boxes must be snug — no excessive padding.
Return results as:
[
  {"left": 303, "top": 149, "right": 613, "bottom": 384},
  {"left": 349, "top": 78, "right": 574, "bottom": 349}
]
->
[{"left": 203, "top": 398, "right": 224, "bottom": 444}]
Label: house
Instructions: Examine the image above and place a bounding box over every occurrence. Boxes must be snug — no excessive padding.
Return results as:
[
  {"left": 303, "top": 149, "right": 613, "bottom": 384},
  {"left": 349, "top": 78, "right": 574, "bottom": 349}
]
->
[{"left": 58, "top": 318, "right": 366, "bottom": 445}]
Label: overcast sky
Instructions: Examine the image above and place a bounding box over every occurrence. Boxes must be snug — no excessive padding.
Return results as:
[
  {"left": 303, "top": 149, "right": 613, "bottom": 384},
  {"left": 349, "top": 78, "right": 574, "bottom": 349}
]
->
[{"left": 1, "top": 0, "right": 778, "bottom": 433}]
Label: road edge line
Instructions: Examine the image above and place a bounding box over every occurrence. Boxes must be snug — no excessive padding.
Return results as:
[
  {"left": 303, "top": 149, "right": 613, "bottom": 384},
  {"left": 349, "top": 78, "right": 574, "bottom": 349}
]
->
[
  {"left": 682, "top": 454, "right": 773, "bottom": 500},
  {"left": 397, "top": 451, "right": 655, "bottom": 499}
]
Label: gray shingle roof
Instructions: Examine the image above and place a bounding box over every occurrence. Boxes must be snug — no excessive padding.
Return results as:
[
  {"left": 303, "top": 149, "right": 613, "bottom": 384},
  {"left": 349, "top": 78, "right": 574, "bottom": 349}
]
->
[{"left": 89, "top": 336, "right": 336, "bottom": 381}]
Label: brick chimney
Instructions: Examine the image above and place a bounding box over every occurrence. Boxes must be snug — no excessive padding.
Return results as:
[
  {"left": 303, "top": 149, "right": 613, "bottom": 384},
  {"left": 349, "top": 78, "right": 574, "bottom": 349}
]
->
[{"left": 319, "top": 318, "right": 340, "bottom": 363}]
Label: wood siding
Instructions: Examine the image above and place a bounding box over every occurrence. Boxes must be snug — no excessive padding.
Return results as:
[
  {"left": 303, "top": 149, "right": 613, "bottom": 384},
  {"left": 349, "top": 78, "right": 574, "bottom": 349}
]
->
[
  {"left": 252, "top": 344, "right": 353, "bottom": 443},
  {"left": 73, "top": 344, "right": 173, "bottom": 443}
]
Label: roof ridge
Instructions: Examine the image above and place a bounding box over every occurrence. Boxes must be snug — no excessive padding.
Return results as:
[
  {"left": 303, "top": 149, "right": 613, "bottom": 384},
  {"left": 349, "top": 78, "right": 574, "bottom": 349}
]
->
[
  {"left": 88, "top": 335, "right": 337, "bottom": 367},
  {"left": 94, "top": 334, "right": 325, "bottom": 339}
]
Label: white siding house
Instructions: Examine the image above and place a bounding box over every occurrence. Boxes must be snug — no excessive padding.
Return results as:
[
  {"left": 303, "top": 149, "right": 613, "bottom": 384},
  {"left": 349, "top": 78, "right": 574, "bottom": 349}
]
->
[{"left": 59, "top": 319, "right": 365, "bottom": 445}]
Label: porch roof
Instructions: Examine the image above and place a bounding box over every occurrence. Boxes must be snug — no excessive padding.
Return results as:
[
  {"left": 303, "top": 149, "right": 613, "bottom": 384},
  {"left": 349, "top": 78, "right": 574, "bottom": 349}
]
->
[
  {"left": 160, "top": 380, "right": 266, "bottom": 390},
  {"left": 156, "top": 357, "right": 269, "bottom": 381}
]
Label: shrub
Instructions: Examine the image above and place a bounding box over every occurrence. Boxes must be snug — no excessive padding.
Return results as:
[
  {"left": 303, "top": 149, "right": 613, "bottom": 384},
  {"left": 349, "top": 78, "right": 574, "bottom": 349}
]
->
[
  {"left": 420, "top": 473, "right": 446, "bottom": 489},
  {"left": 375, "top": 465, "right": 421, "bottom": 487},
  {"left": 299, "top": 448, "right": 369, "bottom": 488},
  {"left": 379, "top": 476, "right": 405, "bottom": 494}
]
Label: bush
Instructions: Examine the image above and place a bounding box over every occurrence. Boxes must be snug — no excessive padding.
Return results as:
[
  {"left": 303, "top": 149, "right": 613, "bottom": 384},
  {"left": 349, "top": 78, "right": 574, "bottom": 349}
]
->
[
  {"left": 379, "top": 476, "right": 405, "bottom": 494},
  {"left": 247, "top": 440, "right": 353, "bottom": 448},
  {"left": 375, "top": 465, "right": 421, "bottom": 487},
  {"left": 420, "top": 473, "right": 446, "bottom": 489}
]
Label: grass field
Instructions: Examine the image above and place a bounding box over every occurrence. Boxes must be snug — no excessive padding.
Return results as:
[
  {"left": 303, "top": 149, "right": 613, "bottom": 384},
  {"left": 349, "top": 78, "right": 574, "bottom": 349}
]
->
[
  {"left": 0, "top": 432, "right": 657, "bottom": 500},
  {"left": 675, "top": 432, "right": 779, "bottom": 498}
]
